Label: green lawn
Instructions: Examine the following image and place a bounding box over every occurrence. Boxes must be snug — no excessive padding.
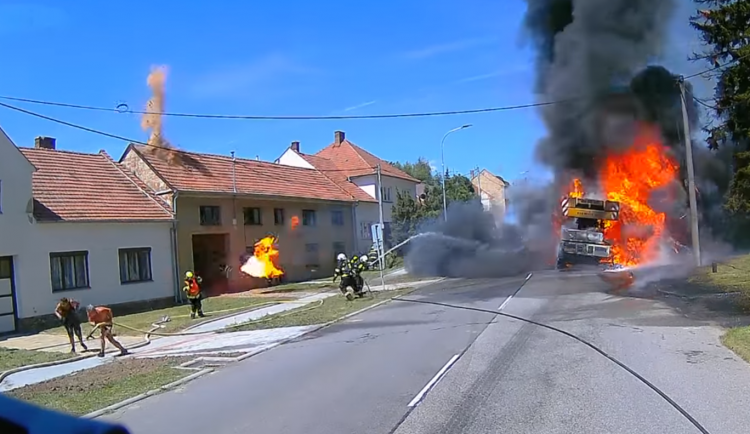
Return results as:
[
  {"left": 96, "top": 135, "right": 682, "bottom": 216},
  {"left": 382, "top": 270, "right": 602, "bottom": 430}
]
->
[
  {"left": 47, "top": 296, "right": 285, "bottom": 337},
  {"left": 692, "top": 254, "right": 750, "bottom": 363},
  {"left": 6, "top": 358, "right": 190, "bottom": 416},
  {"left": 0, "top": 348, "right": 74, "bottom": 372},
  {"left": 689, "top": 254, "right": 750, "bottom": 297},
  {"left": 226, "top": 288, "right": 414, "bottom": 332}
]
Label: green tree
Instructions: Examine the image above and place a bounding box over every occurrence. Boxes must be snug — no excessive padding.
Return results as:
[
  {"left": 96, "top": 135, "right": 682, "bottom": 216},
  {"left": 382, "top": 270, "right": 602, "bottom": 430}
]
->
[
  {"left": 390, "top": 159, "right": 477, "bottom": 248},
  {"left": 391, "top": 158, "right": 436, "bottom": 184},
  {"left": 690, "top": 1, "right": 750, "bottom": 216}
]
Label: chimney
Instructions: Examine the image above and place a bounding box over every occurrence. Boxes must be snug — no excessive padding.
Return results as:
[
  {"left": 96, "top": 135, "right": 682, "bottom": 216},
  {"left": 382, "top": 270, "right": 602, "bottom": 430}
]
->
[
  {"left": 334, "top": 130, "right": 345, "bottom": 145},
  {"left": 35, "top": 136, "right": 56, "bottom": 150},
  {"left": 290, "top": 141, "right": 300, "bottom": 152}
]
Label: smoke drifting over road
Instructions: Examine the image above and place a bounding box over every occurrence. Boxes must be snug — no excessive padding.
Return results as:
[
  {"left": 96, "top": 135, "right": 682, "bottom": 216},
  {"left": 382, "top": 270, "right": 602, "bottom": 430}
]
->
[{"left": 405, "top": 0, "right": 732, "bottom": 277}]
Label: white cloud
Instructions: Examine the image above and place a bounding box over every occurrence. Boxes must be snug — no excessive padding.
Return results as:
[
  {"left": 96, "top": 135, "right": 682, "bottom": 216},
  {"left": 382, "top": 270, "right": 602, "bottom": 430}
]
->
[
  {"left": 188, "top": 54, "right": 321, "bottom": 98},
  {"left": 343, "top": 100, "right": 377, "bottom": 112},
  {"left": 401, "top": 37, "right": 496, "bottom": 60},
  {"left": 455, "top": 64, "right": 532, "bottom": 84}
]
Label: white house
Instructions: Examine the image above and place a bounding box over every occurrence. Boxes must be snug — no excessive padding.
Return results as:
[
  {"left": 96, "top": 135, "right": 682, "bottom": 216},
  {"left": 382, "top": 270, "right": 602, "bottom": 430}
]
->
[
  {"left": 276, "top": 131, "right": 420, "bottom": 253},
  {"left": 0, "top": 133, "right": 177, "bottom": 334}
]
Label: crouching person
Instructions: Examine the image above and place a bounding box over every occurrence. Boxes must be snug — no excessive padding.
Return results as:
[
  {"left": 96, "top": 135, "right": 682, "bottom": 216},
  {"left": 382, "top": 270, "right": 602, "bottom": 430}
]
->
[{"left": 85, "top": 305, "right": 129, "bottom": 358}]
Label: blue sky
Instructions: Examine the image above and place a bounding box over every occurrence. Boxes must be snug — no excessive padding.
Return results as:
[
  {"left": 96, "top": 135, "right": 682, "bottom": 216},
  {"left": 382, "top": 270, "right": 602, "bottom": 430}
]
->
[{"left": 0, "top": 1, "right": 711, "bottom": 184}]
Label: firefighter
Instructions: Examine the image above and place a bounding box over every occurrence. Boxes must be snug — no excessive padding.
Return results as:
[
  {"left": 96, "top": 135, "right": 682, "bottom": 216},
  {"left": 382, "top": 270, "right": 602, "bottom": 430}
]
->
[
  {"left": 183, "top": 271, "right": 205, "bottom": 319},
  {"left": 352, "top": 254, "right": 369, "bottom": 296},
  {"left": 85, "top": 305, "right": 129, "bottom": 357},
  {"left": 54, "top": 297, "right": 87, "bottom": 353},
  {"left": 333, "top": 253, "right": 356, "bottom": 300}
]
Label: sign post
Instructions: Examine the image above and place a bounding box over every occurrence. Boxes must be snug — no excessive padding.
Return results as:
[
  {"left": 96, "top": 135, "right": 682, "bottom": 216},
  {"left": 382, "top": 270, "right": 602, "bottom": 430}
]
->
[{"left": 371, "top": 223, "right": 385, "bottom": 287}]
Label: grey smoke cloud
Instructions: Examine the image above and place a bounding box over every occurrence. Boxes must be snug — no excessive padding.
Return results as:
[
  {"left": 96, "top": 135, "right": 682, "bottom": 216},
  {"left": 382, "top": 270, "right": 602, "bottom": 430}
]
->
[{"left": 405, "top": 0, "right": 732, "bottom": 277}]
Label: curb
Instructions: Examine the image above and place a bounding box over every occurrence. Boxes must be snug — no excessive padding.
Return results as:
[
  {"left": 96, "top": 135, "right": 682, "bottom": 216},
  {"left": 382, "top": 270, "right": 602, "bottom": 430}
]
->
[
  {"left": 0, "top": 335, "right": 153, "bottom": 385},
  {"left": 656, "top": 288, "right": 743, "bottom": 300},
  {"left": 82, "top": 368, "right": 214, "bottom": 419}
]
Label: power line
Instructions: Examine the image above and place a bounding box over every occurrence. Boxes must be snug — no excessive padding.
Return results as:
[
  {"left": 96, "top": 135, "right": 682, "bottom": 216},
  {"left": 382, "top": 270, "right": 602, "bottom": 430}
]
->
[
  {"left": 682, "top": 51, "right": 750, "bottom": 80},
  {"left": 0, "top": 101, "right": 369, "bottom": 174},
  {"left": 0, "top": 95, "right": 571, "bottom": 120}
]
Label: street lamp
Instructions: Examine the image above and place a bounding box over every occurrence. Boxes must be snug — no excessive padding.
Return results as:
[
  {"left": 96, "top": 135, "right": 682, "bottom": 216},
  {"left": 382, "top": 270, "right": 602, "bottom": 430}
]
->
[{"left": 441, "top": 124, "right": 472, "bottom": 221}]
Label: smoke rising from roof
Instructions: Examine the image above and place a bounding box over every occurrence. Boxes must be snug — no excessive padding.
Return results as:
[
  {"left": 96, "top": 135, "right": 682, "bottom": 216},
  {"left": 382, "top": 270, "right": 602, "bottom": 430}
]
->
[{"left": 141, "top": 65, "right": 182, "bottom": 165}]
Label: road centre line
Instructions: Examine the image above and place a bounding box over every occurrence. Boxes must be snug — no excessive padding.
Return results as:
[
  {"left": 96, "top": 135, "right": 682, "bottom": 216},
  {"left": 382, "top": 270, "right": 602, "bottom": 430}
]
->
[
  {"left": 407, "top": 354, "right": 461, "bottom": 407},
  {"left": 498, "top": 272, "right": 533, "bottom": 311}
]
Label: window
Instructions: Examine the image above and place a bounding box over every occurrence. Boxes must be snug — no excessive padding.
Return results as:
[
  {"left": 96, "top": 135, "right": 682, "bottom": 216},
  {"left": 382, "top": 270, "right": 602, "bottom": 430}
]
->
[
  {"left": 380, "top": 186, "right": 392, "bottom": 202},
  {"left": 199, "top": 206, "right": 221, "bottom": 226},
  {"left": 119, "top": 248, "right": 153, "bottom": 284},
  {"left": 0, "top": 257, "right": 11, "bottom": 279},
  {"left": 332, "top": 242, "right": 345, "bottom": 256},
  {"left": 302, "top": 209, "right": 317, "bottom": 226},
  {"left": 243, "top": 207, "right": 262, "bottom": 225},
  {"left": 274, "top": 208, "right": 285, "bottom": 225},
  {"left": 331, "top": 209, "right": 344, "bottom": 226},
  {"left": 50, "top": 251, "right": 89, "bottom": 292},
  {"left": 360, "top": 222, "right": 373, "bottom": 239}
]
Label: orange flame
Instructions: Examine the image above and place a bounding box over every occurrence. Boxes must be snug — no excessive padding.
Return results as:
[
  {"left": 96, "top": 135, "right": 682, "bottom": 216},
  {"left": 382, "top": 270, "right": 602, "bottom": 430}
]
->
[
  {"left": 564, "top": 124, "right": 679, "bottom": 267},
  {"left": 240, "top": 236, "right": 284, "bottom": 279},
  {"left": 290, "top": 216, "right": 300, "bottom": 230}
]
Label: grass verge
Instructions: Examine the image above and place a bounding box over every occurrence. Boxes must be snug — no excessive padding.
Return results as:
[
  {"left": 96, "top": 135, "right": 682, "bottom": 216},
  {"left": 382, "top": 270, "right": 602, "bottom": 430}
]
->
[
  {"left": 48, "top": 296, "right": 285, "bottom": 337},
  {"left": 0, "top": 348, "right": 75, "bottom": 372},
  {"left": 260, "top": 282, "right": 333, "bottom": 294},
  {"left": 689, "top": 253, "right": 750, "bottom": 307},
  {"left": 225, "top": 288, "right": 414, "bottom": 332},
  {"left": 722, "top": 327, "right": 750, "bottom": 363},
  {"left": 6, "top": 357, "right": 192, "bottom": 416}
]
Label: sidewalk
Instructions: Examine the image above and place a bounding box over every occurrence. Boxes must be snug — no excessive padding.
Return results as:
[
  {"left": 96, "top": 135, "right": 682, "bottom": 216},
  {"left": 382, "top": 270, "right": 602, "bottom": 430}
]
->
[{"left": 0, "top": 279, "right": 438, "bottom": 392}]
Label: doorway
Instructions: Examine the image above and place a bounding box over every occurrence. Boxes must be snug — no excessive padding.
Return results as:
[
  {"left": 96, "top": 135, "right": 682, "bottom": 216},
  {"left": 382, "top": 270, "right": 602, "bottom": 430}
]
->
[
  {"left": 192, "top": 234, "right": 229, "bottom": 296},
  {"left": 0, "top": 256, "right": 18, "bottom": 334}
]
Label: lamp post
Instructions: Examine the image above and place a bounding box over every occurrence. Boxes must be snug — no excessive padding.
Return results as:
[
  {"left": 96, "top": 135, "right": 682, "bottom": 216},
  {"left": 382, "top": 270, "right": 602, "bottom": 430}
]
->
[{"left": 441, "top": 124, "right": 472, "bottom": 221}]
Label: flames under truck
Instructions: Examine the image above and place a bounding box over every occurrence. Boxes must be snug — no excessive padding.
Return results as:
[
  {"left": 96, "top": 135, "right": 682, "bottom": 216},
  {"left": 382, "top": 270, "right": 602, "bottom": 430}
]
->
[{"left": 557, "top": 196, "right": 621, "bottom": 270}]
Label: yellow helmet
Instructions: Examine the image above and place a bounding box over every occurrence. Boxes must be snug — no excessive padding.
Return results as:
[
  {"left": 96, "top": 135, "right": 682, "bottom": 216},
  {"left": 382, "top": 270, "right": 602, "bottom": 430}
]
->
[{"left": 185, "top": 271, "right": 194, "bottom": 278}]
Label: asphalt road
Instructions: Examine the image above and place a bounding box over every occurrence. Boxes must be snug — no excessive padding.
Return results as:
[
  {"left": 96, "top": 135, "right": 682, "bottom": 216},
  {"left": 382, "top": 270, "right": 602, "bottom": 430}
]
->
[{"left": 106, "top": 272, "right": 750, "bottom": 434}]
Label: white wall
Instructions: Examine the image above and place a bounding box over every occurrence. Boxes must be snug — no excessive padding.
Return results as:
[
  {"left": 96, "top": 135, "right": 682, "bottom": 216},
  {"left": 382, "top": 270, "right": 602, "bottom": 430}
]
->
[
  {"left": 0, "top": 128, "right": 35, "bottom": 259},
  {"left": 351, "top": 175, "right": 418, "bottom": 252},
  {"left": 275, "top": 148, "right": 314, "bottom": 169},
  {"left": 352, "top": 175, "right": 418, "bottom": 222},
  {"left": 16, "top": 222, "right": 175, "bottom": 319},
  {"left": 353, "top": 202, "right": 380, "bottom": 253},
  {"left": 0, "top": 129, "right": 35, "bottom": 331}
]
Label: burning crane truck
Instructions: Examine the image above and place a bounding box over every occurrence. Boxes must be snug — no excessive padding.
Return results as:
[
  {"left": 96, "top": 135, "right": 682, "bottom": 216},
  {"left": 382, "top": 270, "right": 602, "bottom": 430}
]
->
[{"left": 557, "top": 196, "right": 621, "bottom": 270}]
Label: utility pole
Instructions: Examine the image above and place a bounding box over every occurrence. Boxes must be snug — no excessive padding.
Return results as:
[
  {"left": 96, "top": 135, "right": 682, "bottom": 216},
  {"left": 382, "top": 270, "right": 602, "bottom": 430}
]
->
[
  {"left": 376, "top": 164, "right": 385, "bottom": 287},
  {"left": 679, "top": 77, "right": 702, "bottom": 266}
]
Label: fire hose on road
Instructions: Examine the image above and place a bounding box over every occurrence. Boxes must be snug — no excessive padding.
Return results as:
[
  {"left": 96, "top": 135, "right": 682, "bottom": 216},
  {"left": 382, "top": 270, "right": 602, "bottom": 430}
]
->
[{"left": 105, "top": 299, "right": 327, "bottom": 337}]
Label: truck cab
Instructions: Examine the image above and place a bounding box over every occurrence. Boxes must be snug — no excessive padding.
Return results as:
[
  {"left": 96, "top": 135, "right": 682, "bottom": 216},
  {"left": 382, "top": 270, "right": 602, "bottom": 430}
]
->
[{"left": 557, "top": 197, "right": 620, "bottom": 270}]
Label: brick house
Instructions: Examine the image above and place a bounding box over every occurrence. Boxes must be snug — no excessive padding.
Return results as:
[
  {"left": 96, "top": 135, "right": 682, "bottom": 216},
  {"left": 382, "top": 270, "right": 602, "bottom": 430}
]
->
[
  {"left": 119, "top": 144, "right": 360, "bottom": 294},
  {"left": 276, "top": 130, "right": 420, "bottom": 252}
]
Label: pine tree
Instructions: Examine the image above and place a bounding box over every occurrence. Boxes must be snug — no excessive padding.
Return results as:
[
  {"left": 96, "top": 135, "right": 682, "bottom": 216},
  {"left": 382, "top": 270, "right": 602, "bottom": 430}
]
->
[{"left": 691, "top": 0, "right": 750, "bottom": 217}]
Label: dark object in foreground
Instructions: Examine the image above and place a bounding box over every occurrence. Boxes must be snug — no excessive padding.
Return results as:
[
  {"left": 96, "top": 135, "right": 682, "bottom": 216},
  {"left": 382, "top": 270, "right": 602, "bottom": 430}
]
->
[{"left": 0, "top": 394, "right": 130, "bottom": 434}]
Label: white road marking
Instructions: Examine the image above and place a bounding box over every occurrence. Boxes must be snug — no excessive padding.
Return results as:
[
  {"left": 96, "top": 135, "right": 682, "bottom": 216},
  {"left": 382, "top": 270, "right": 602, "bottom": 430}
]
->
[
  {"left": 407, "top": 354, "right": 461, "bottom": 407},
  {"left": 498, "top": 272, "right": 533, "bottom": 311}
]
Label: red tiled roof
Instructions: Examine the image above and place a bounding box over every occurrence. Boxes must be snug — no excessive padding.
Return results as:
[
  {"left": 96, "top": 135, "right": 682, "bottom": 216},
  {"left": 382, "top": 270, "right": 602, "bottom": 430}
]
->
[
  {"left": 19, "top": 148, "right": 174, "bottom": 222},
  {"left": 129, "top": 145, "right": 359, "bottom": 202},
  {"left": 299, "top": 154, "right": 376, "bottom": 203},
  {"left": 314, "top": 139, "right": 420, "bottom": 183}
]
